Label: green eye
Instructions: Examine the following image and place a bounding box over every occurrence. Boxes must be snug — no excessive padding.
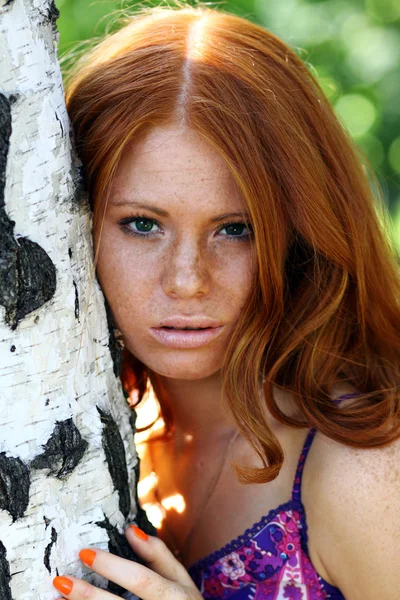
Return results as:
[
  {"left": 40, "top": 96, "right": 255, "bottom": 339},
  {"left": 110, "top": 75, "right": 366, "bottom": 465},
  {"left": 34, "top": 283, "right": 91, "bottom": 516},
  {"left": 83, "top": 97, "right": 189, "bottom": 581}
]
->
[
  {"left": 117, "top": 214, "right": 253, "bottom": 242},
  {"left": 118, "top": 215, "right": 161, "bottom": 236},
  {"left": 221, "top": 223, "right": 248, "bottom": 236},
  {"left": 218, "top": 221, "right": 254, "bottom": 241},
  {"left": 133, "top": 218, "right": 156, "bottom": 233}
]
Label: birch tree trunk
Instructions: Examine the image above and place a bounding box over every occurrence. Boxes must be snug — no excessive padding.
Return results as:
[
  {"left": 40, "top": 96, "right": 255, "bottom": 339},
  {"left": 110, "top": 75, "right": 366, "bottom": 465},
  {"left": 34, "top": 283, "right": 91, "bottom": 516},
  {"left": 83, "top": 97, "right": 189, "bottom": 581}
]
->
[{"left": 0, "top": 1, "right": 154, "bottom": 599}]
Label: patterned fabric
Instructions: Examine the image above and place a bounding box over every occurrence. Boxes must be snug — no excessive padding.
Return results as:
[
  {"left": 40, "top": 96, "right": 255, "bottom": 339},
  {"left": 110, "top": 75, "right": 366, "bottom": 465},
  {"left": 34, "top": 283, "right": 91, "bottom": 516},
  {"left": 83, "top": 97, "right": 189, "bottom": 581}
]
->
[{"left": 187, "top": 393, "right": 362, "bottom": 600}]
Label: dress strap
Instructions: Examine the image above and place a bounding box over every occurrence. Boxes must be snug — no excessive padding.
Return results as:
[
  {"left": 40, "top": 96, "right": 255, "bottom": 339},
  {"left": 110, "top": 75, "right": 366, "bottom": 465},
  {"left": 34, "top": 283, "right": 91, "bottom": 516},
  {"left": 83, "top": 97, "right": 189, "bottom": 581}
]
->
[{"left": 291, "top": 392, "right": 362, "bottom": 503}]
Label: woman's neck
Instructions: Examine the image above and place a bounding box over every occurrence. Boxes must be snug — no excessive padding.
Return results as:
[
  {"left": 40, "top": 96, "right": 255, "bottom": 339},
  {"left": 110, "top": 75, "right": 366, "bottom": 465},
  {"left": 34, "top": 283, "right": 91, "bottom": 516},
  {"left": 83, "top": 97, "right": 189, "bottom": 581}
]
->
[
  {"left": 149, "top": 369, "right": 236, "bottom": 438},
  {"left": 148, "top": 370, "right": 359, "bottom": 445}
]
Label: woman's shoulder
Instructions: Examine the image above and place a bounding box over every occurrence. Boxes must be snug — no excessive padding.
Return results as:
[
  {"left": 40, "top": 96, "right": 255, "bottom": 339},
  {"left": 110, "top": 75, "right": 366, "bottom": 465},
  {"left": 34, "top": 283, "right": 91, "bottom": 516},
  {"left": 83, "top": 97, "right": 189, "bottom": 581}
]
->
[
  {"left": 304, "top": 411, "right": 400, "bottom": 598},
  {"left": 309, "top": 421, "right": 400, "bottom": 501},
  {"left": 308, "top": 387, "right": 400, "bottom": 492}
]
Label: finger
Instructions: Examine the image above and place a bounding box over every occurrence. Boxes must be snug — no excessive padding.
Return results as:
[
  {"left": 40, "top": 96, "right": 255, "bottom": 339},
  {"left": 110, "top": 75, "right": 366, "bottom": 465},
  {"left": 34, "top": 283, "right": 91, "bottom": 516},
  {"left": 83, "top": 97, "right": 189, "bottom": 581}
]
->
[
  {"left": 125, "top": 525, "right": 197, "bottom": 588},
  {"left": 76, "top": 547, "right": 194, "bottom": 600},
  {"left": 52, "top": 574, "right": 117, "bottom": 599}
]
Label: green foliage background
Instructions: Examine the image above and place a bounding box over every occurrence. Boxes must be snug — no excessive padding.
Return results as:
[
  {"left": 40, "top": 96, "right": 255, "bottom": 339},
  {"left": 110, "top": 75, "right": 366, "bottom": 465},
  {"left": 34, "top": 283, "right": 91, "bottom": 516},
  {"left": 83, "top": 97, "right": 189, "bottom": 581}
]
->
[{"left": 55, "top": 0, "right": 400, "bottom": 252}]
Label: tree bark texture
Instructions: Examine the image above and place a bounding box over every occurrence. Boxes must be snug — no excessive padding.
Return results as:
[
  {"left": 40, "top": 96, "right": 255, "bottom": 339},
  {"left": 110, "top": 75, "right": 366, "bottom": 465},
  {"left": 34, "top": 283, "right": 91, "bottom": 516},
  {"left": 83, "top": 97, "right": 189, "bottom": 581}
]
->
[{"left": 0, "top": 1, "right": 154, "bottom": 599}]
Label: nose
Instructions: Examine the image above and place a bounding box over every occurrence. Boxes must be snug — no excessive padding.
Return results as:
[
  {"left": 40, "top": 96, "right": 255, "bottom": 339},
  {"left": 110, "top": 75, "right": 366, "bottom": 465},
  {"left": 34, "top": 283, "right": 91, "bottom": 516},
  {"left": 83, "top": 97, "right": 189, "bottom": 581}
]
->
[{"left": 162, "top": 237, "right": 210, "bottom": 299}]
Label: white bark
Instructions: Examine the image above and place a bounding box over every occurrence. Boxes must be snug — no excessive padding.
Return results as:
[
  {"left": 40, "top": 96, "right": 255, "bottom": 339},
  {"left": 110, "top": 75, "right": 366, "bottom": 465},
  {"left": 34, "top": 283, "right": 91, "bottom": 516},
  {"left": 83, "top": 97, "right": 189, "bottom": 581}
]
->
[{"left": 0, "top": 1, "right": 144, "bottom": 598}]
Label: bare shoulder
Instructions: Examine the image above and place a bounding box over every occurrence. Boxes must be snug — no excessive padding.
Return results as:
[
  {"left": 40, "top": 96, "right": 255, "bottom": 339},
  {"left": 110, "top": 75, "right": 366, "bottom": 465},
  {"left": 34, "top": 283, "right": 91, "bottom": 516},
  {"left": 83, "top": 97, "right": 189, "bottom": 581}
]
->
[
  {"left": 304, "top": 425, "right": 400, "bottom": 600},
  {"left": 310, "top": 424, "right": 400, "bottom": 494}
]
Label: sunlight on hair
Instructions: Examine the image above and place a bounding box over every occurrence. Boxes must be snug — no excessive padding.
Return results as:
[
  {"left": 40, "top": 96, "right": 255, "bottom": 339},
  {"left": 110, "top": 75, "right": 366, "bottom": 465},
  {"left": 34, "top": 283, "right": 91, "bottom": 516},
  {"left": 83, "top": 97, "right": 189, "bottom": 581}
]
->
[
  {"left": 161, "top": 493, "right": 186, "bottom": 514},
  {"left": 133, "top": 382, "right": 188, "bottom": 531},
  {"left": 141, "top": 494, "right": 186, "bottom": 530},
  {"left": 141, "top": 502, "right": 166, "bottom": 529},
  {"left": 137, "top": 471, "right": 159, "bottom": 497},
  {"left": 187, "top": 15, "right": 208, "bottom": 60},
  {"left": 134, "top": 383, "right": 166, "bottom": 454},
  {"left": 134, "top": 381, "right": 188, "bottom": 530}
]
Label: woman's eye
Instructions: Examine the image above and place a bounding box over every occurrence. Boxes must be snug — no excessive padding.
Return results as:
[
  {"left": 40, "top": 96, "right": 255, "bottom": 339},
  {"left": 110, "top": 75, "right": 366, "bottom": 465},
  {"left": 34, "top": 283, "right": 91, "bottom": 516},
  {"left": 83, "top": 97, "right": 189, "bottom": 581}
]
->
[
  {"left": 132, "top": 217, "right": 155, "bottom": 233},
  {"left": 117, "top": 215, "right": 253, "bottom": 241},
  {"left": 219, "top": 223, "right": 253, "bottom": 239},
  {"left": 118, "top": 216, "right": 161, "bottom": 237}
]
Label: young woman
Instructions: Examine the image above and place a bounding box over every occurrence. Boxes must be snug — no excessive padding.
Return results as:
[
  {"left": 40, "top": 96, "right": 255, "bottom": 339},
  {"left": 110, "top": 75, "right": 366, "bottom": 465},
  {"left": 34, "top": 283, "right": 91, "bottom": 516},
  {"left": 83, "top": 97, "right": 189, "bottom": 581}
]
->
[{"left": 53, "top": 3, "right": 400, "bottom": 599}]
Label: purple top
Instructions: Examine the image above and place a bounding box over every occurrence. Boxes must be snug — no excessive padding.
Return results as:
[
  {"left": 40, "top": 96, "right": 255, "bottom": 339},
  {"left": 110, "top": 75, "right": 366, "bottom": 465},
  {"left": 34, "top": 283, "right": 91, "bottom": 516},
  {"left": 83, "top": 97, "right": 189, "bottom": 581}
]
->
[{"left": 187, "top": 392, "right": 362, "bottom": 600}]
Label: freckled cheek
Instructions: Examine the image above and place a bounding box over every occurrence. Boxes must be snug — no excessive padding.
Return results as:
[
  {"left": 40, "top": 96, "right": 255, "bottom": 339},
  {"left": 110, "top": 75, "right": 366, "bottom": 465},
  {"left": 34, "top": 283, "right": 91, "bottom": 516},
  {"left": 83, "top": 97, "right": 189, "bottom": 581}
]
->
[
  {"left": 218, "top": 253, "right": 255, "bottom": 299},
  {"left": 94, "top": 241, "right": 158, "bottom": 308}
]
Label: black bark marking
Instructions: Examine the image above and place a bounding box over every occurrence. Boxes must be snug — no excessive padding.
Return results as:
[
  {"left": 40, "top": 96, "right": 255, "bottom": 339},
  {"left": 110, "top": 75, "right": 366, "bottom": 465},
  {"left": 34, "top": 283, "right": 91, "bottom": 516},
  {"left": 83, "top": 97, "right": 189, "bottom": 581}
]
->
[
  {"left": 131, "top": 455, "right": 157, "bottom": 536},
  {"left": 0, "top": 209, "right": 17, "bottom": 324},
  {"left": 10, "top": 345, "right": 15, "bottom": 352},
  {"left": 71, "top": 175, "right": 89, "bottom": 211},
  {"left": 55, "top": 112, "right": 64, "bottom": 137},
  {"left": 0, "top": 94, "right": 18, "bottom": 327},
  {"left": 43, "top": 515, "right": 51, "bottom": 529},
  {"left": 43, "top": 527, "right": 57, "bottom": 574},
  {"left": 68, "top": 247, "right": 72, "bottom": 259},
  {"left": 38, "top": 1, "right": 60, "bottom": 34},
  {"left": 97, "top": 407, "right": 131, "bottom": 519},
  {"left": 0, "top": 540, "right": 12, "bottom": 600},
  {"left": 129, "top": 408, "right": 137, "bottom": 433},
  {"left": 0, "top": 453, "right": 30, "bottom": 522},
  {"left": 30, "top": 418, "right": 89, "bottom": 480},
  {"left": 99, "top": 407, "right": 157, "bottom": 536},
  {"left": 9, "top": 237, "right": 57, "bottom": 330},
  {"left": 128, "top": 411, "right": 157, "bottom": 536},
  {"left": 95, "top": 515, "right": 145, "bottom": 598},
  {"left": 0, "top": 93, "right": 57, "bottom": 330},
  {"left": 104, "top": 298, "right": 123, "bottom": 378},
  {"left": 48, "top": 0, "right": 60, "bottom": 29},
  {"left": 73, "top": 279, "right": 79, "bottom": 320},
  {"left": 0, "top": 93, "right": 11, "bottom": 208}
]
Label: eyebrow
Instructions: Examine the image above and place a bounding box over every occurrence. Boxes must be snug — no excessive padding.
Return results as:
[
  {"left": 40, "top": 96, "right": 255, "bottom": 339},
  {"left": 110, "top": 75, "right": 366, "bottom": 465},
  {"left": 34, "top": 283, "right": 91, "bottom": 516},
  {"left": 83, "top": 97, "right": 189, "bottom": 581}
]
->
[{"left": 110, "top": 200, "right": 251, "bottom": 223}]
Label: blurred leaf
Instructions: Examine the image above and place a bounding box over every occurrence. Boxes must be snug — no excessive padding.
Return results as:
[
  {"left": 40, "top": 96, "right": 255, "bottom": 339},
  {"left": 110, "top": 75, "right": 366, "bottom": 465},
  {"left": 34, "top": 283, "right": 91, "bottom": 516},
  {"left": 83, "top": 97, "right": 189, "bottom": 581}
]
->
[
  {"left": 366, "top": 0, "right": 400, "bottom": 24},
  {"left": 358, "top": 134, "right": 385, "bottom": 168},
  {"left": 335, "top": 93, "right": 377, "bottom": 137},
  {"left": 389, "top": 137, "right": 400, "bottom": 174}
]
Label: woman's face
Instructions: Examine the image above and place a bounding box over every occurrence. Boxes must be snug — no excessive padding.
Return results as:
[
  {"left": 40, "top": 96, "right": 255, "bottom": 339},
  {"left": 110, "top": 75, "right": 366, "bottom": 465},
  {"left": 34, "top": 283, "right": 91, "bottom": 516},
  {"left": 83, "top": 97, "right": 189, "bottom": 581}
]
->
[{"left": 93, "top": 123, "right": 257, "bottom": 380}]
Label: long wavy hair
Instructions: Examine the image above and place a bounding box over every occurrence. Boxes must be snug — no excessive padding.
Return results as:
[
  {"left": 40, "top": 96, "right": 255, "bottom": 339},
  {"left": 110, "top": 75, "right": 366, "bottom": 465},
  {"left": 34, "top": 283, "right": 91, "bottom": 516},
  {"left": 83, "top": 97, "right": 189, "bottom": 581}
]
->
[{"left": 64, "top": 1, "right": 400, "bottom": 485}]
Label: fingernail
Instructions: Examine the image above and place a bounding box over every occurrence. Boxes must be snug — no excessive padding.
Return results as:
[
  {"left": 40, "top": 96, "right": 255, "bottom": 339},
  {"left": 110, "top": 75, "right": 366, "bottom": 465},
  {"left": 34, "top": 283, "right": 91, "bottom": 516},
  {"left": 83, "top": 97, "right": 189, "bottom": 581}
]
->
[
  {"left": 130, "top": 524, "right": 149, "bottom": 541},
  {"left": 79, "top": 548, "right": 97, "bottom": 566},
  {"left": 53, "top": 576, "right": 73, "bottom": 595}
]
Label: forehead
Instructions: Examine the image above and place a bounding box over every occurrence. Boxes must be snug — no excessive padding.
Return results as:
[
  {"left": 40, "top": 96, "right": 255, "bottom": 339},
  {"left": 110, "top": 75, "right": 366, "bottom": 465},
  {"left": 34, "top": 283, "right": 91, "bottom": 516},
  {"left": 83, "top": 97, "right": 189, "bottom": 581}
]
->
[{"left": 110, "top": 124, "right": 245, "bottom": 209}]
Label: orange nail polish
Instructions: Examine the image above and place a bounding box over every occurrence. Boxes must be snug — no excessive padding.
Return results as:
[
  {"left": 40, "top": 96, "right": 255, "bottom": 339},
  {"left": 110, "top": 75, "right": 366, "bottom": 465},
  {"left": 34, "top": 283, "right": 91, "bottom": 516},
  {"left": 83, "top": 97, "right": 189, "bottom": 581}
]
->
[
  {"left": 130, "top": 524, "right": 149, "bottom": 541},
  {"left": 53, "top": 576, "right": 73, "bottom": 595},
  {"left": 79, "top": 548, "right": 97, "bottom": 566}
]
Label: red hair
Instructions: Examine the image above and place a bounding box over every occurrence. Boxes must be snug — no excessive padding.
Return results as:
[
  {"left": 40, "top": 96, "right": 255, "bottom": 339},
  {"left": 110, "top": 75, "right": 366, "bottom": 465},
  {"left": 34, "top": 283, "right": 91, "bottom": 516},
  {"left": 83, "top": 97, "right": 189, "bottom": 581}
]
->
[{"left": 64, "top": 2, "right": 400, "bottom": 484}]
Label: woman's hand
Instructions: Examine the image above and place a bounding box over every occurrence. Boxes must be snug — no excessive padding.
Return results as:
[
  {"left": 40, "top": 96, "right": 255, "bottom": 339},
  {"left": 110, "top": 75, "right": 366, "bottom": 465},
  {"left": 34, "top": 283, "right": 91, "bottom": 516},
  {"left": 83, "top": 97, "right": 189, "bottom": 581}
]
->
[{"left": 52, "top": 525, "right": 203, "bottom": 599}]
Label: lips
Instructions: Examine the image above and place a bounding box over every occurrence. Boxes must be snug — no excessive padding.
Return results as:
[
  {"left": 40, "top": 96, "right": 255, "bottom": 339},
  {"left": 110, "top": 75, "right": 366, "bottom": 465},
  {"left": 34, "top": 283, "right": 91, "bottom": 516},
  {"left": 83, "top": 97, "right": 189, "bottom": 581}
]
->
[
  {"left": 149, "top": 325, "right": 224, "bottom": 349},
  {"left": 161, "top": 326, "right": 207, "bottom": 330},
  {"left": 159, "top": 316, "right": 222, "bottom": 329}
]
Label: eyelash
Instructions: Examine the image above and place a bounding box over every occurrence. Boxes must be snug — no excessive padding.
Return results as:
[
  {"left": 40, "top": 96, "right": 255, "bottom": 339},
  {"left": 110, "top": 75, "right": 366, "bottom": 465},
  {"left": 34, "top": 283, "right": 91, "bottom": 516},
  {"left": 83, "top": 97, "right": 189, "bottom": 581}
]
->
[{"left": 117, "top": 213, "right": 254, "bottom": 242}]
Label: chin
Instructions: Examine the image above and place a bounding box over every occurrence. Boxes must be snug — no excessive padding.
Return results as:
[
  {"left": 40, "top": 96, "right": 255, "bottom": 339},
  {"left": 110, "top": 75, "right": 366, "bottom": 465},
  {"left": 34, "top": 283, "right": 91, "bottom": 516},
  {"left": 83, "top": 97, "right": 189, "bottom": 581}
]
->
[{"left": 143, "top": 356, "right": 221, "bottom": 381}]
